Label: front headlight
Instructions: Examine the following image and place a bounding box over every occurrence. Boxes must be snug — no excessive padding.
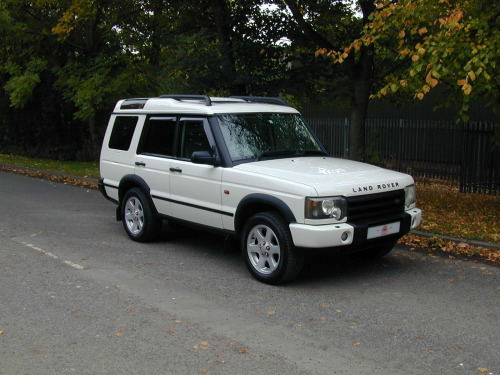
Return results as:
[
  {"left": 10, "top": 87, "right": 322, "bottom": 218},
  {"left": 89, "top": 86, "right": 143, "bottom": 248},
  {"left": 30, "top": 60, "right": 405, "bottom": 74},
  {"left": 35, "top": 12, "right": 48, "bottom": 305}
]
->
[
  {"left": 404, "top": 184, "right": 416, "bottom": 209},
  {"left": 305, "top": 197, "right": 347, "bottom": 220}
]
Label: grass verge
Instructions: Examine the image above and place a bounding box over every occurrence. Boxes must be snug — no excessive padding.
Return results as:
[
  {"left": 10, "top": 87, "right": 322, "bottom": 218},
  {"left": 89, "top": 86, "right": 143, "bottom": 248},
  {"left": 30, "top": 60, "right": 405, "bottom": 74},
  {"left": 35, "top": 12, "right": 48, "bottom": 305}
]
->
[
  {"left": 0, "top": 154, "right": 99, "bottom": 179},
  {"left": 1, "top": 154, "right": 498, "bottom": 264}
]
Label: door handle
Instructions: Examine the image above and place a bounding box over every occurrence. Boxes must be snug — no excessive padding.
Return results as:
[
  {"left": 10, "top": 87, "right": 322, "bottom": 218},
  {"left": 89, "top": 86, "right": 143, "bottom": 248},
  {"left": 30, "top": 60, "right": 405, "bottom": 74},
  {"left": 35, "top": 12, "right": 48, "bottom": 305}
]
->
[
  {"left": 135, "top": 161, "right": 146, "bottom": 167},
  {"left": 170, "top": 167, "right": 182, "bottom": 173}
]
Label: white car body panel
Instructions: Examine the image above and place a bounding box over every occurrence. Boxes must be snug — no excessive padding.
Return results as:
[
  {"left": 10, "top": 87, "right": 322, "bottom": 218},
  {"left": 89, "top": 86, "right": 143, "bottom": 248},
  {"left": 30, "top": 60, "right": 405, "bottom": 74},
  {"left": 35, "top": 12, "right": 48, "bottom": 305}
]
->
[
  {"left": 235, "top": 157, "right": 415, "bottom": 197},
  {"left": 99, "top": 96, "right": 422, "bottom": 255}
]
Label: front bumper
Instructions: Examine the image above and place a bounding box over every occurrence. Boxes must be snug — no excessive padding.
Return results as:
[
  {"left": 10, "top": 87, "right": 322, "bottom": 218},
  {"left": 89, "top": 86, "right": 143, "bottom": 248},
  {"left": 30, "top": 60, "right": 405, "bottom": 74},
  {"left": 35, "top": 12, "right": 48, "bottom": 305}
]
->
[{"left": 290, "top": 208, "right": 422, "bottom": 250}]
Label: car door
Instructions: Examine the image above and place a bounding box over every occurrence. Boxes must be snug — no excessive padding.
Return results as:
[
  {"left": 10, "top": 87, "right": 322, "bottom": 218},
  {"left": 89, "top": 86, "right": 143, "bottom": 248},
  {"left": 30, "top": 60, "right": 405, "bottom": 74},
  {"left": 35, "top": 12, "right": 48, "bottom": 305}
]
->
[
  {"left": 134, "top": 116, "right": 176, "bottom": 216},
  {"left": 169, "top": 117, "right": 224, "bottom": 228}
]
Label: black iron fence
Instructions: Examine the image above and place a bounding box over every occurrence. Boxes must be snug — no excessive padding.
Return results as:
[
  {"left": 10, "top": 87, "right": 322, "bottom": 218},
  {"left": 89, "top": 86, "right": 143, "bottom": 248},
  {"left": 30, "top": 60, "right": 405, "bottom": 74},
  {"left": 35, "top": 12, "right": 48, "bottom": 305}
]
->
[{"left": 304, "top": 116, "right": 499, "bottom": 195}]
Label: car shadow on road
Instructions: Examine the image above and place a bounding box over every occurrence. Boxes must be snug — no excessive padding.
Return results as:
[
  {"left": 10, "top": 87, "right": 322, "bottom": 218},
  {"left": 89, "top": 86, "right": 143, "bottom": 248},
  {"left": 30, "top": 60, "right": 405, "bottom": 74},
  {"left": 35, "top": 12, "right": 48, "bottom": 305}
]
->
[
  {"left": 295, "top": 248, "right": 420, "bottom": 286},
  {"left": 156, "top": 224, "right": 418, "bottom": 285}
]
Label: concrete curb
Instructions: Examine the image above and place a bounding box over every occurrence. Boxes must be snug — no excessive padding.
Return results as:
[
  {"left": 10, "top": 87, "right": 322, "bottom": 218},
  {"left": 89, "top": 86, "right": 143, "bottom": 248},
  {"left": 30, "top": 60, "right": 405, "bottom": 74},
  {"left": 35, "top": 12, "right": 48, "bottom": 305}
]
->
[{"left": 410, "top": 230, "right": 500, "bottom": 250}]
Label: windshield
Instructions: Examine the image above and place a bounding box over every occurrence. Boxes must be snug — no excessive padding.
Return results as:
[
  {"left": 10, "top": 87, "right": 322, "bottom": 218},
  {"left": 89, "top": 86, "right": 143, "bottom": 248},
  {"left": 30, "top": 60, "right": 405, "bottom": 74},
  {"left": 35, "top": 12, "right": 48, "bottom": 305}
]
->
[{"left": 217, "top": 113, "right": 324, "bottom": 162}]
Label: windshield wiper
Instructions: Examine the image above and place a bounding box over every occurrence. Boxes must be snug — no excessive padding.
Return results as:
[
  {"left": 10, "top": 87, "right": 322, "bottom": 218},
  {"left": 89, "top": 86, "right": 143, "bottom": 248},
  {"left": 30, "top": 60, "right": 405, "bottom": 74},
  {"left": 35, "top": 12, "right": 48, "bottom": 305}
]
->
[
  {"left": 296, "top": 150, "right": 328, "bottom": 157},
  {"left": 257, "top": 149, "right": 296, "bottom": 161}
]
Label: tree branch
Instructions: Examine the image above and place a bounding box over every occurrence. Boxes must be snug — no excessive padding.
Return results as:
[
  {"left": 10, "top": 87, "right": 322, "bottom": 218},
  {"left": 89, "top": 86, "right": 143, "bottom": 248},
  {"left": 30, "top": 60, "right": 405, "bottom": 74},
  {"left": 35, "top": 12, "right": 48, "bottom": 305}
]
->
[{"left": 282, "top": 0, "right": 339, "bottom": 51}]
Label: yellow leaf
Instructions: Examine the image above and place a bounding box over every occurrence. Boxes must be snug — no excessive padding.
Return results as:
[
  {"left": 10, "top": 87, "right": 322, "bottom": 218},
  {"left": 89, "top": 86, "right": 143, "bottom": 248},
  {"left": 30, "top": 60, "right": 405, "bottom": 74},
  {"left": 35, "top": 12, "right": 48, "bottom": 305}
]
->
[
  {"left": 412, "top": 55, "right": 420, "bottom": 62},
  {"left": 353, "top": 341, "right": 361, "bottom": 346},
  {"left": 426, "top": 73, "right": 438, "bottom": 88},
  {"left": 0, "top": 330, "right": 4, "bottom": 335},
  {"left": 418, "top": 27, "right": 428, "bottom": 35},
  {"left": 462, "top": 83, "right": 472, "bottom": 95},
  {"left": 457, "top": 79, "right": 467, "bottom": 86},
  {"left": 398, "top": 30, "right": 405, "bottom": 38},
  {"left": 116, "top": 332, "right": 123, "bottom": 337},
  {"left": 267, "top": 310, "right": 276, "bottom": 315},
  {"left": 468, "top": 71, "right": 476, "bottom": 81},
  {"left": 315, "top": 48, "right": 327, "bottom": 57},
  {"left": 418, "top": 47, "right": 426, "bottom": 55},
  {"left": 417, "top": 92, "right": 424, "bottom": 100}
]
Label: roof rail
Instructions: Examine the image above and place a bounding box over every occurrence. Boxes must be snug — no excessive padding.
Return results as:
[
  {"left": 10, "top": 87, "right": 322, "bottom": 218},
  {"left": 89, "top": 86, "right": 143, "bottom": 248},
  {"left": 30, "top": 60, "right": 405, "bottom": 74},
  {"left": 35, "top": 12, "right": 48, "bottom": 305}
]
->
[
  {"left": 229, "top": 96, "right": 289, "bottom": 106},
  {"left": 159, "top": 94, "right": 212, "bottom": 106}
]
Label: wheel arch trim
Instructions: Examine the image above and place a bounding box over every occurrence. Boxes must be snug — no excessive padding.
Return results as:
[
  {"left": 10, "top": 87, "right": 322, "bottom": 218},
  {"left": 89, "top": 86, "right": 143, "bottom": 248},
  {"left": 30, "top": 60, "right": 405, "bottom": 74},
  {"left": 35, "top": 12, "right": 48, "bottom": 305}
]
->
[
  {"left": 234, "top": 194, "right": 296, "bottom": 233},
  {"left": 117, "top": 175, "right": 158, "bottom": 219}
]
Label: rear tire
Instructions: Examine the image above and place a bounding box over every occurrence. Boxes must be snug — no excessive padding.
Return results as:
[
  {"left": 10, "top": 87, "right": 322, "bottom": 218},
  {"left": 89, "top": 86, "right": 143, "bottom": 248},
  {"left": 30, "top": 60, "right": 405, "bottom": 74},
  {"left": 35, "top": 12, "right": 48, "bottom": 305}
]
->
[
  {"left": 242, "top": 211, "right": 303, "bottom": 284},
  {"left": 122, "top": 188, "right": 162, "bottom": 242}
]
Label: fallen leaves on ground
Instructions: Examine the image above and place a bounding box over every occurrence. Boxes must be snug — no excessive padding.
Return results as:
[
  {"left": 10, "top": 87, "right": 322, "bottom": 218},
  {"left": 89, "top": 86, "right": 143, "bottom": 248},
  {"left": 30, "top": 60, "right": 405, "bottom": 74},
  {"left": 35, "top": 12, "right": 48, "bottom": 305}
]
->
[
  {"left": 416, "top": 179, "right": 499, "bottom": 244},
  {"left": 398, "top": 234, "right": 500, "bottom": 264},
  {"left": 399, "top": 234, "right": 500, "bottom": 265},
  {"left": 0, "top": 165, "right": 98, "bottom": 189}
]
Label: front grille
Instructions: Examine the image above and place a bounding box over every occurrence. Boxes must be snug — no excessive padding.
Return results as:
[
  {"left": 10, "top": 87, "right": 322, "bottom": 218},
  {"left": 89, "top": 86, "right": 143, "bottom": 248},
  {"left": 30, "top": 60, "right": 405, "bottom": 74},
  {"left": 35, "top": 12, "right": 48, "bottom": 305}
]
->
[{"left": 347, "top": 190, "right": 405, "bottom": 226}]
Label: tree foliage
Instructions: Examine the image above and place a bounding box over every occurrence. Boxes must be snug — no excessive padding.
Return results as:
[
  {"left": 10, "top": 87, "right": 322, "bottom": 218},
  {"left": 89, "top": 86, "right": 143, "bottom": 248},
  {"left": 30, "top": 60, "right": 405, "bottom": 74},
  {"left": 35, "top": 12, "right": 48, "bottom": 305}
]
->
[
  {"left": 1, "top": 0, "right": 497, "bottom": 161},
  {"left": 327, "top": 0, "right": 499, "bottom": 122}
]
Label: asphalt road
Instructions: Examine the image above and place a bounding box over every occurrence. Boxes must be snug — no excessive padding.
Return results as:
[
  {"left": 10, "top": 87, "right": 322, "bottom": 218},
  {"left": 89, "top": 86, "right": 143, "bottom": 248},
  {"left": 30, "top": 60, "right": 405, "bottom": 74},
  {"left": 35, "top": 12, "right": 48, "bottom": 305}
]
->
[{"left": 0, "top": 171, "right": 498, "bottom": 375}]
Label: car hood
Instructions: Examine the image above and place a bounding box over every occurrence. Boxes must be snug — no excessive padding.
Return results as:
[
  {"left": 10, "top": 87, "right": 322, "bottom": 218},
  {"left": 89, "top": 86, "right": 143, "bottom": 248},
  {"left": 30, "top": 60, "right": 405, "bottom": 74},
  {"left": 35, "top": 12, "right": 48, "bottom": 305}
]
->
[{"left": 235, "top": 157, "right": 414, "bottom": 196}]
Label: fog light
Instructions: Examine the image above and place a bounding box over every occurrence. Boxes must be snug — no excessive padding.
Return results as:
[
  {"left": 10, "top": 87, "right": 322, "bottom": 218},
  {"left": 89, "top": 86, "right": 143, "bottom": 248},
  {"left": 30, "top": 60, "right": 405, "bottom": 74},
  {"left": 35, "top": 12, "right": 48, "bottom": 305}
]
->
[{"left": 341, "top": 231, "right": 349, "bottom": 241}]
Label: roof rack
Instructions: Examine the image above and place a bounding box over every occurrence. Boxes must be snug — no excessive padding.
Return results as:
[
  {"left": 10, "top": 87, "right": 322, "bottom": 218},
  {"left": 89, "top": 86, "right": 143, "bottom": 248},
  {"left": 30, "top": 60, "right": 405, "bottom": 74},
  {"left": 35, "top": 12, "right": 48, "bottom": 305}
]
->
[
  {"left": 159, "top": 95, "right": 212, "bottom": 106},
  {"left": 229, "top": 96, "right": 289, "bottom": 106}
]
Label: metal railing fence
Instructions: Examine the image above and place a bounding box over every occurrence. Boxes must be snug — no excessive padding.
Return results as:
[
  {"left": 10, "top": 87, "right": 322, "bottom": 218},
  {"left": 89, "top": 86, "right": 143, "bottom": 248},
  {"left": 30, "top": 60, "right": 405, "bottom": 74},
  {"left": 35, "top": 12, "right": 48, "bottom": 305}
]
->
[{"left": 304, "top": 116, "right": 499, "bottom": 195}]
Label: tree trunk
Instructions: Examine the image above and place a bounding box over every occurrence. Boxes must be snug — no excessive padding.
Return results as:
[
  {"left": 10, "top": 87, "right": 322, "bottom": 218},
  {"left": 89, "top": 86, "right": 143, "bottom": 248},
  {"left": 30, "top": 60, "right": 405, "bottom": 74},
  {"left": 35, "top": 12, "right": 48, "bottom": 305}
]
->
[
  {"left": 210, "top": 0, "right": 245, "bottom": 95},
  {"left": 88, "top": 115, "right": 100, "bottom": 160},
  {"left": 347, "top": 0, "right": 376, "bottom": 160},
  {"left": 348, "top": 44, "right": 374, "bottom": 160}
]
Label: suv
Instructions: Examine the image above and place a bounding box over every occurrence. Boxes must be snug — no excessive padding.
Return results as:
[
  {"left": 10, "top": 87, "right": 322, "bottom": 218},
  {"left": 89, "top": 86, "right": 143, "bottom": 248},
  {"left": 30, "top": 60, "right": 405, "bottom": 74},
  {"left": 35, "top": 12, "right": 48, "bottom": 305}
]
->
[{"left": 99, "top": 95, "right": 421, "bottom": 284}]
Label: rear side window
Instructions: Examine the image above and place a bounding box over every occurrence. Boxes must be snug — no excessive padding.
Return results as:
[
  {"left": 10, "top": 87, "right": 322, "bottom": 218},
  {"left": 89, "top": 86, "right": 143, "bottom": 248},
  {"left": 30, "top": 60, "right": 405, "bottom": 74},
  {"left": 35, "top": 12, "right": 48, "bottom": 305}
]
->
[
  {"left": 139, "top": 117, "right": 176, "bottom": 156},
  {"left": 109, "top": 116, "right": 138, "bottom": 151}
]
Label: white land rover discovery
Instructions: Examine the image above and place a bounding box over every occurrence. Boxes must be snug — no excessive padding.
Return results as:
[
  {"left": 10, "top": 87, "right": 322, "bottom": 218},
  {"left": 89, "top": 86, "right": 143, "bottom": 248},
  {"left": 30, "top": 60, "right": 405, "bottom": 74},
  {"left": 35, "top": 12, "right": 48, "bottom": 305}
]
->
[{"left": 99, "top": 95, "right": 422, "bottom": 284}]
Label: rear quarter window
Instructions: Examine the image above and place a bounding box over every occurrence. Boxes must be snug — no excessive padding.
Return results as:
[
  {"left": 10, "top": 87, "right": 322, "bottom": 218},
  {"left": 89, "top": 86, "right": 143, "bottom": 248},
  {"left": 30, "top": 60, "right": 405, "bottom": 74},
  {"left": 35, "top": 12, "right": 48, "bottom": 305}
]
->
[{"left": 108, "top": 116, "right": 139, "bottom": 151}]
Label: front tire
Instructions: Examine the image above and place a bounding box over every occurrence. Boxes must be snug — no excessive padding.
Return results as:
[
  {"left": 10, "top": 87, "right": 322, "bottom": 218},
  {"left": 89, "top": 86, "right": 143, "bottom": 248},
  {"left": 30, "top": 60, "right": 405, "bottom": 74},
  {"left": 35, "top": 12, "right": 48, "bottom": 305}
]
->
[
  {"left": 242, "top": 211, "right": 303, "bottom": 284},
  {"left": 122, "top": 188, "right": 162, "bottom": 242}
]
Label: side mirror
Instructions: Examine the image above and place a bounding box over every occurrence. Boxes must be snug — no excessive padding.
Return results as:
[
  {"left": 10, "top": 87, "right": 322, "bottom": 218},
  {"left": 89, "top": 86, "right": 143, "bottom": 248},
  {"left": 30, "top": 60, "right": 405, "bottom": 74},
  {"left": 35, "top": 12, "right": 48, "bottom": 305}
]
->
[{"left": 191, "top": 150, "right": 217, "bottom": 166}]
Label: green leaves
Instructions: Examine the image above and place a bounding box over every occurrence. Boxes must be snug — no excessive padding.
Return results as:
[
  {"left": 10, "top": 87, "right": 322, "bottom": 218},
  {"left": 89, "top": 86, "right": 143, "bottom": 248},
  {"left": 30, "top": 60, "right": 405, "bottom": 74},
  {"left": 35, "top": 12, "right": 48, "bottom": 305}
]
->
[
  {"left": 332, "top": 0, "right": 499, "bottom": 120},
  {"left": 3, "top": 58, "right": 47, "bottom": 107}
]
